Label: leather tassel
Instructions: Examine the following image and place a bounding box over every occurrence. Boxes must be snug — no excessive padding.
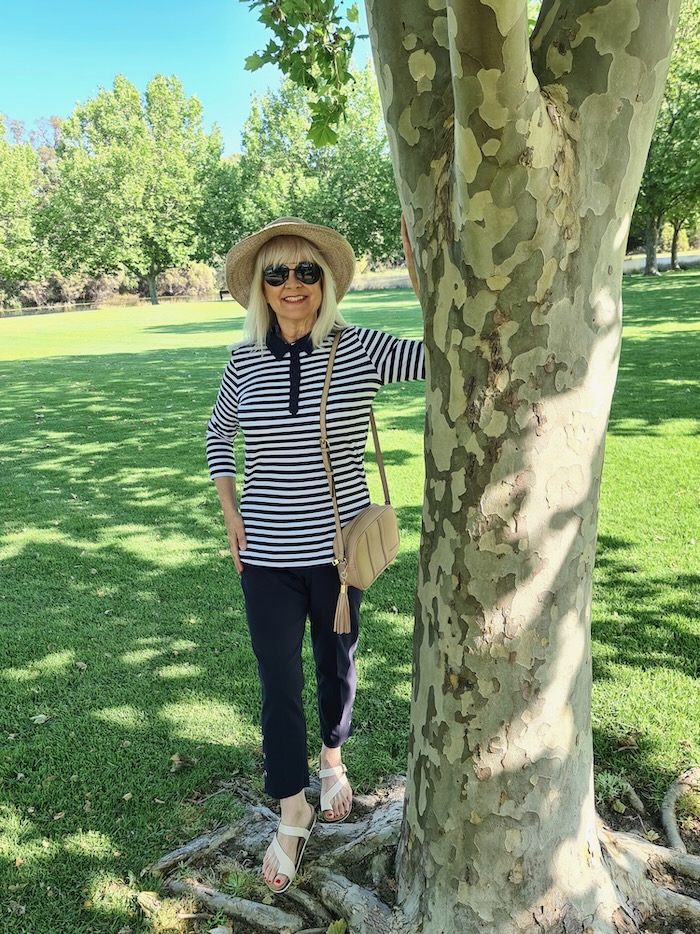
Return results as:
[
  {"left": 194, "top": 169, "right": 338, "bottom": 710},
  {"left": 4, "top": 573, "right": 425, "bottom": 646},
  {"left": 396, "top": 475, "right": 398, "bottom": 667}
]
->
[{"left": 333, "top": 584, "right": 351, "bottom": 635}]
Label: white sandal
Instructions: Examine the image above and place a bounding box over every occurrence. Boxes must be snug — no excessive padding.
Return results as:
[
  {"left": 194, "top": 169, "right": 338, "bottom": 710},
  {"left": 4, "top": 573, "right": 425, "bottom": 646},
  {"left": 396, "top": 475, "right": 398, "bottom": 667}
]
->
[
  {"left": 319, "top": 763, "right": 352, "bottom": 823},
  {"left": 265, "top": 810, "right": 316, "bottom": 894}
]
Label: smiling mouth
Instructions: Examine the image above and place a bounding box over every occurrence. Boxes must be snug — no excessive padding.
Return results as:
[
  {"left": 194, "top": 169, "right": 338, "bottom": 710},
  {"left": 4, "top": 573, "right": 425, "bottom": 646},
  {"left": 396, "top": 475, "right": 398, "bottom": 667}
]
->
[{"left": 283, "top": 296, "right": 307, "bottom": 303}]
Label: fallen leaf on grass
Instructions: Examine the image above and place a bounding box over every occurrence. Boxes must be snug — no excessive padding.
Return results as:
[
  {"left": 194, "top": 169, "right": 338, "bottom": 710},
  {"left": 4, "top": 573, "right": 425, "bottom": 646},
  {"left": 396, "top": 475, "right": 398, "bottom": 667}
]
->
[
  {"left": 75, "top": 661, "right": 88, "bottom": 671},
  {"left": 53, "top": 811, "right": 65, "bottom": 820},
  {"left": 122, "top": 793, "right": 133, "bottom": 801},
  {"left": 170, "top": 753, "right": 197, "bottom": 772},
  {"left": 30, "top": 714, "right": 51, "bottom": 725},
  {"left": 8, "top": 901, "right": 26, "bottom": 915}
]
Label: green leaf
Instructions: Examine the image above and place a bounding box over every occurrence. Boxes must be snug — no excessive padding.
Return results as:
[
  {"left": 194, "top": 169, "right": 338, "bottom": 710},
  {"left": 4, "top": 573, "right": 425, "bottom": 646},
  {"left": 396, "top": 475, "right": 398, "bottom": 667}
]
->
[
  {"left": 244, "top": 52, "right": 265, "bottom": 72},
  {"left": 308, "top": 116, "right": 338, "bottom": 147},
  {"left": 326, "top": 920, "right": 348, "bottom": 934},
  {"left": 346, "top": 3, "right": 359, "bottom": 24}
]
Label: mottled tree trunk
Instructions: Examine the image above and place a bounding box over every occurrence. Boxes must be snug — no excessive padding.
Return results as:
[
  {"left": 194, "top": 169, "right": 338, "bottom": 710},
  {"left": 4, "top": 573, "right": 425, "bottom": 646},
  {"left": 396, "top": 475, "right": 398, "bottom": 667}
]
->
[
  {"left": 365, "top": 0, "right": 680, "bottom": 931},
  {"left": 644, "top": 216, "right": 661, "bottom": 276}
]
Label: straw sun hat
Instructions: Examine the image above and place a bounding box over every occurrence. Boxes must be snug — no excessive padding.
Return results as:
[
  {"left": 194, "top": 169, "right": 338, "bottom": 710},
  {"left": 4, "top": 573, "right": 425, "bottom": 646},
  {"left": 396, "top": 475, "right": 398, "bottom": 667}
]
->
[{"left": 225, "top": 217, "right": 356, "bottom": 309}]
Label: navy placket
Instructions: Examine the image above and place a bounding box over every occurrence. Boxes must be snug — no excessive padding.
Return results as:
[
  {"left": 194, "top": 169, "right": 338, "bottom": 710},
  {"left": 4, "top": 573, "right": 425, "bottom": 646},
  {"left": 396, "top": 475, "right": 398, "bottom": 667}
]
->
[{"left": 266, "top": 330, "right": 314, "bottom": 415}]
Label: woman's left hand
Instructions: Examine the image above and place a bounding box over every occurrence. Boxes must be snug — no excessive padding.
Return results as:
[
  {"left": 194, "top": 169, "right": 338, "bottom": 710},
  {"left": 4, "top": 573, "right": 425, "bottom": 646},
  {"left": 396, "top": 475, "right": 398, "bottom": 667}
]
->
[{"left": 401, "top": 214, "right": 421, "bottom": 300}]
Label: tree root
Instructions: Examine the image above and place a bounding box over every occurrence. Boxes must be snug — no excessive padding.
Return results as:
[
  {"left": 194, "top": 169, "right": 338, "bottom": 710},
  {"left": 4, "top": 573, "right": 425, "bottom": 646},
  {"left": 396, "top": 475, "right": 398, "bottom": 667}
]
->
[
  {"left": 661, "top": 768, "right": 700, "bottom": 853},
  {"left": 167, "top": 877, "right": 305, "bottom": 931},
  {"left": 600, "top": 814, "right": 700, "bottom": 927},
  {"left": 148, "top": 772, "right": 700, "bottom": 933}
]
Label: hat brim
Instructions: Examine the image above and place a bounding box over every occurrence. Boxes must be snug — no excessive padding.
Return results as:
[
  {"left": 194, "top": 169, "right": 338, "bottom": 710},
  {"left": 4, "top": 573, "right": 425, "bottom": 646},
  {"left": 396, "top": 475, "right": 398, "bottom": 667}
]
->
[{"left": 225, "top": 218, "right": 356, "bottom": 309}]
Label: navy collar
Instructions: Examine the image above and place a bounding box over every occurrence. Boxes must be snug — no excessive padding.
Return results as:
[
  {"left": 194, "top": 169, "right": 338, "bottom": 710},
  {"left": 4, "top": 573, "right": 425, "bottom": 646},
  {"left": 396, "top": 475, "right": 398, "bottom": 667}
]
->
[{"left": 266, "top": 329, "right": 314, "bottom": 359}]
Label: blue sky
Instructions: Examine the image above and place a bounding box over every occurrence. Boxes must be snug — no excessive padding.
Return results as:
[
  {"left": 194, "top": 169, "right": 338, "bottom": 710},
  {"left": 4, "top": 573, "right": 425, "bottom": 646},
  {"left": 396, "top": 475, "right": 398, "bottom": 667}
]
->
[{"left": 0, "top": 0, "right": 368, "bottom": 155}]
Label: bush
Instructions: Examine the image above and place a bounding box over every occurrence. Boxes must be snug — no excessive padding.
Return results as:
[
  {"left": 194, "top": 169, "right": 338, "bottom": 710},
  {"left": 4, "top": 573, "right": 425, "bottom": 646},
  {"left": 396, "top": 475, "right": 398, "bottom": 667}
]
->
[
  {"left": 156, "top": 262, "right": 216, "bottom": 296},
  {"left": 84, "top": 272, "right": 138, "bottom": 303}
]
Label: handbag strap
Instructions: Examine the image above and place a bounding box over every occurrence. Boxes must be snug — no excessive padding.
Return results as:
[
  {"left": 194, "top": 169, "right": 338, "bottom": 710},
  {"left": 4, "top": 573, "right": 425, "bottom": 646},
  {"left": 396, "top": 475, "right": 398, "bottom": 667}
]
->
[{"left": 320, "top": 331, "right": 392, "bottom": 566}]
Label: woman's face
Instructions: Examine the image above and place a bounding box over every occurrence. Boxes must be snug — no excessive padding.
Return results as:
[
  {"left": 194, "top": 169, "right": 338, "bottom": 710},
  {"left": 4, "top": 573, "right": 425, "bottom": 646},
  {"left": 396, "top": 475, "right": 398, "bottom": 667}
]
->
[{"left": 262, "top": 247, "right": 323, "bottom": 337}]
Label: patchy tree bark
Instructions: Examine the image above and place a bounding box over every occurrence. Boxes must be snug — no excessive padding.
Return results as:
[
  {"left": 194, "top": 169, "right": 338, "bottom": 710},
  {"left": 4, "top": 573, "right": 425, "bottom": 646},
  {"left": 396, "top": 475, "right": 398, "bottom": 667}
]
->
[{"left": 364, "top": 0, "right": 682, "bottom": 930}]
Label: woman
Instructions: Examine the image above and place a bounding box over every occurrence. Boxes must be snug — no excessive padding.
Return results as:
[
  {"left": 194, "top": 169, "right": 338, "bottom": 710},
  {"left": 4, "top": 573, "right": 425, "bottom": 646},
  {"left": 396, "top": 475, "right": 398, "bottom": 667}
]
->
[{"left": 206, "top": 217, "right": 424, "bottom": 893}]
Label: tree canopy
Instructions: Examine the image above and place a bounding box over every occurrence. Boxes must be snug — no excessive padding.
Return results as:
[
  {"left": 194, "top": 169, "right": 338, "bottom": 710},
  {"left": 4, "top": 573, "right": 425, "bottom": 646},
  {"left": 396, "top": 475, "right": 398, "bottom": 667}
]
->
[
  {"left": 40, "top": 75, "right": 223, "bottom": 303},
  {"left": 0, "top": 118, "right": 41, "bottom": 284},
  {"left": 237, "top": 64, "right": 402, "bottom": 262}
]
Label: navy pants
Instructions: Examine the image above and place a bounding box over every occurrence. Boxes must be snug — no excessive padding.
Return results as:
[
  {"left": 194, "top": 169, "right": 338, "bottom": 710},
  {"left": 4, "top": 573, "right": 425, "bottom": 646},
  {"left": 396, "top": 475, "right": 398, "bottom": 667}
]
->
[{"left": 240, "top": 563, "right": 362, "bottom": 800}]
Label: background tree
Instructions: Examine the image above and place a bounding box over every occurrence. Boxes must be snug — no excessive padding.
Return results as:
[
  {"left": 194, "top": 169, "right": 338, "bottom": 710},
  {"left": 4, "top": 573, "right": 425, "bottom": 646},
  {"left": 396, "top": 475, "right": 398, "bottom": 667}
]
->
[
  {"left": 0, "top": 117, "right": 42, "bottom": 284},
  {"left": 200, "top": 1, "right": 700, "bottom": 932},
  {"left": 195, "top": 154, "right": 245, "bottom": 264},
  {"left": 237, "top": 81, "right": 318, "bottom": 234},
  {"left": 633, "top": 0, "right": 700, "bottom": 274},
  {"left": 237, "top": 65, "right": 401, "bottom": 262},
  {"left": 309, "top": 63, "right": 402, "bottom": 263},
  {"left": 40, "top": 75, "right": 222, "bottom": 304}
]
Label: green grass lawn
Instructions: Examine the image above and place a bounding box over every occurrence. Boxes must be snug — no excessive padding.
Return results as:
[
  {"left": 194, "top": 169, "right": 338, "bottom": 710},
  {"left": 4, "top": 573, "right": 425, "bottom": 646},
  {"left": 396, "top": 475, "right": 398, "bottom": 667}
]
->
[{"left": 0, "top": 274, "right": 699, "bottom": 932}]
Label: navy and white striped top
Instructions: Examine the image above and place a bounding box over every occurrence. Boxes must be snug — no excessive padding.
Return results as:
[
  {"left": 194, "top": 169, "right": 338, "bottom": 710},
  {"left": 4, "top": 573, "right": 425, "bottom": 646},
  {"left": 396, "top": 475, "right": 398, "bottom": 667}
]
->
[{"left": 206, "top": 326, "right": 425, "bottom": 568}]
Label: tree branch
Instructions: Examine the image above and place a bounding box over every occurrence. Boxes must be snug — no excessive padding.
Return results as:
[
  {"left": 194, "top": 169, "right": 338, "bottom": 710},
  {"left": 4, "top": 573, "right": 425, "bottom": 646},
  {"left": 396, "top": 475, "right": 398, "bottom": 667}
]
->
[{"left": 364, "top": 0, "right": 454, "bottom": 222}]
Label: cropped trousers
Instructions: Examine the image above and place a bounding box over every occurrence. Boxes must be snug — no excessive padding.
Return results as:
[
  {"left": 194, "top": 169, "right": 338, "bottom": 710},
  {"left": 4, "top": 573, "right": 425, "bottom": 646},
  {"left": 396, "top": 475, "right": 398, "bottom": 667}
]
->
[{"left": 240, "top": 563, "right": 362, "bottom": 800}]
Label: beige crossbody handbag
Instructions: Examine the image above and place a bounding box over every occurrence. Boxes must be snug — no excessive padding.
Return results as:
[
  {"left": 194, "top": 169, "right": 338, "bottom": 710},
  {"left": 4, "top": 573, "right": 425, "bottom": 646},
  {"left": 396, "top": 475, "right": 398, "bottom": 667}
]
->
[{"left": 320, "top": 331, "right": 400, "bottom": 634}]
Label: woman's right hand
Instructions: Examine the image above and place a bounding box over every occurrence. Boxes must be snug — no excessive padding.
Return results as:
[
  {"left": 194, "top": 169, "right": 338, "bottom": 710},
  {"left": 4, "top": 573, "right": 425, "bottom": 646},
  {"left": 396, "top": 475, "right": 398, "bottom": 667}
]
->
[{"left": 226, "top": 512, "right": 247, "bottom": 574}]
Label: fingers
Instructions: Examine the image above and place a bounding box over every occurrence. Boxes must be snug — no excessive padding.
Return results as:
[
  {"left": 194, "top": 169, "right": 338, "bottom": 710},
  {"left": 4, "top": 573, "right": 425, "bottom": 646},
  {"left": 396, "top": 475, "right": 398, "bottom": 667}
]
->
[
  {"left": 401, "top": 214, "right": 421, "bottom": 300},
  {"left": 228, "top": 514, "right": 247, "bottom": 574}
]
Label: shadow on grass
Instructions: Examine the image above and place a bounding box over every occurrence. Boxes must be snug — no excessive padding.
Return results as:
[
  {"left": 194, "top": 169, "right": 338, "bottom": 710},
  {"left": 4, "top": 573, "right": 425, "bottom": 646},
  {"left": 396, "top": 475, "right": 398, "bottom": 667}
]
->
[
  {"left": 610, "top": 271, "right": 700, "bottom": 436},
  {"left": 591, "top": 532, "right": 700, "bottom": 797},
  {"left": 0, "top": 343, "right": 423, "bottom": 932},
  {"left": 144, "top": 320, "right": 242, "bottom": 336}
]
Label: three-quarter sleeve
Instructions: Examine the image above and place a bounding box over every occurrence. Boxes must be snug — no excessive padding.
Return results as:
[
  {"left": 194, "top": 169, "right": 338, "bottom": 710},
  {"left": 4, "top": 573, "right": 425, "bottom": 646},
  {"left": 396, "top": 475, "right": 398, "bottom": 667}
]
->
[
  {"left": 355, "top": 328, "right": 425, "bottom": 384},
  {"left": 205, "top": 358, "right": 239, "bottom": 478}
]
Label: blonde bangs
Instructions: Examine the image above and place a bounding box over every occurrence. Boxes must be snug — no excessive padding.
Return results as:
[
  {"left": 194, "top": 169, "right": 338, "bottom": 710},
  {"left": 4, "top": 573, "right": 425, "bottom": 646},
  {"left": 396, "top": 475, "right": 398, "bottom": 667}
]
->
[{"left": 258, "top": 235, "right": 326, "bottom": 270}]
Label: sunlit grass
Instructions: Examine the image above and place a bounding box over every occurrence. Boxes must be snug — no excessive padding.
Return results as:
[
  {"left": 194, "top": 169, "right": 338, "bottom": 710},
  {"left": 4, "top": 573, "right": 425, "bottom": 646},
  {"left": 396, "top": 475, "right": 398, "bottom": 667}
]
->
[{"left": 0, "top": 273, "right": 699, "bottom": 931}]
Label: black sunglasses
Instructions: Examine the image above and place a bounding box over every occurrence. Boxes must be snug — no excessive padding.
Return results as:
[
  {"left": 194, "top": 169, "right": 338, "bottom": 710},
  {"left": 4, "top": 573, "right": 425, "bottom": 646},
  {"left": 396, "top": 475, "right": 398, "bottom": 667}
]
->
[{"left": 263, "top": 261, "right": 322, "bottom": 287}]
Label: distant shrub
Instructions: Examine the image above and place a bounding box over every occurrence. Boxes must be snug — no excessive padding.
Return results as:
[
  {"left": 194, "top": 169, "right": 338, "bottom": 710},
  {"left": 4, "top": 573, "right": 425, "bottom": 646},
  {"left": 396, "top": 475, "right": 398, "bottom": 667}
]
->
[{"left": 156, "top": 262, "right": 215, "bottom": 296}]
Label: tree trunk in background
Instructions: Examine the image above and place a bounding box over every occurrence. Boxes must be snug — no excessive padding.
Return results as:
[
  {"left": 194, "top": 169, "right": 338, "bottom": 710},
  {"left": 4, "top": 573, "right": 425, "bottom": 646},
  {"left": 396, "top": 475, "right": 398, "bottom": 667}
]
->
[
  {"left": 644, "top": 216, "right": 661, "bottom": 275},
  {"left": 365, "top": 0, "right": 680, "bottom": 930},
  {"left": 670, "top": 218, "right": 683, "bottom": 270},
  {"left": 147, "top": 272, "right": 159, "bottom": 305}
]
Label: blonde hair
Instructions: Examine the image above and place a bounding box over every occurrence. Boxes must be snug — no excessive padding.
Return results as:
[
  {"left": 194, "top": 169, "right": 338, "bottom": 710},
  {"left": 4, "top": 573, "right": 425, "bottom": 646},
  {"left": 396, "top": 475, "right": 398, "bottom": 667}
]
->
[{"left": 243, "top": 235, "right": 348, "bottom": 350}]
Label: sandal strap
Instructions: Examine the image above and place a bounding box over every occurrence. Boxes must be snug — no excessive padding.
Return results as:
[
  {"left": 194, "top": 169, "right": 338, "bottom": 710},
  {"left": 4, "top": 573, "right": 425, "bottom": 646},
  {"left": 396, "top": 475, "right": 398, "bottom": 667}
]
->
[
  {"left": 271, "top": 834, "right": 297, "bottom": 881},
  {"left": 319, "top": 764, "right": 349, "bottom": 814},
  {"left": 271, "top": 821, "right": 313, "bottom": 882},
  {"left": 318, "top": 764, "right": 347, "bottom": 780}
]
